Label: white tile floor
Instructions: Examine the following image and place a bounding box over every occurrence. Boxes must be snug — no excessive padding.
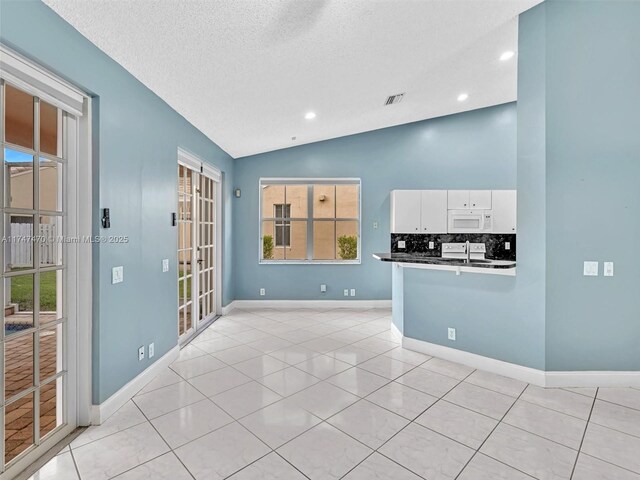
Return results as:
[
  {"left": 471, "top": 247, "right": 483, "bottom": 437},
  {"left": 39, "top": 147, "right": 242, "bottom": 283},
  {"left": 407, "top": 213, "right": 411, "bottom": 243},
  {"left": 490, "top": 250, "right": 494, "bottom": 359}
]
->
[{"left": 27, "top": 307, "right": 640, "bottom": 480}]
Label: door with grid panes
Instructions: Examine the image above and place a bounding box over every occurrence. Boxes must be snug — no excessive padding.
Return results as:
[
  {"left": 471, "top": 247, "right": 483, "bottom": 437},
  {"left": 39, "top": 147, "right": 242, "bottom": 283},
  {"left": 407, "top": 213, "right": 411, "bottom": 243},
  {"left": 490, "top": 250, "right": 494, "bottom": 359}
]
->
[
  {"left": 177, "top": 162, "right": 218, "bottom": 341},
  {"left": 197, "top": 174, "right": 216, "bottom": 324},
  {"left": 1, "top": 80, "right": 73, "bottom": 472}
]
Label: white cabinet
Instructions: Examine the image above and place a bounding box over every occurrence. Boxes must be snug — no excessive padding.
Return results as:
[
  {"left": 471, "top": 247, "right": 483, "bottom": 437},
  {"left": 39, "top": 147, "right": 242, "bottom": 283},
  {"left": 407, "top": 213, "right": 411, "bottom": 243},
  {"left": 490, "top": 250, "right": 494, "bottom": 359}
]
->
[
  {"left": 469, "top": 190, "right": 492, "bottom": 209},
  {"left": 392, "top": 189, "right": 515, "bottom": 234},
  {"left": 492, "top": 190, "right": 517, "bottom": 233},
  {"left": 391, "top": 190, "right": 421, "bottom": 233},
  {"left": 420, "top": 190, "right": 448, "bottom": 233},
  {"left": 391, "top": 190, "right": 447, "bottom": 233},
  {"left": 447, "top": 190, "right": 470, "bottom": 209},
  {"left": 447, "top": 190, "right": 492, "bottom": 209}
]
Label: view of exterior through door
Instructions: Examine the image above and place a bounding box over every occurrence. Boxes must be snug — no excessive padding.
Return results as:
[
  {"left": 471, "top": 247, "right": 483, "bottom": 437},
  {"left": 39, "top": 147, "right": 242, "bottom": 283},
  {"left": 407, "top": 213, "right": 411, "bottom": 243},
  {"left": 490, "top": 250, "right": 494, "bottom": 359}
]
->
[
  {"left": 178, "top": 156, "right": 219, "bottom": 341},
  {"left": 1, "top": 81, "right": 68, "bottom": 470},
  {"left": 177, "top": 165, "right": 194, "bottom": 337},
  {"left": 197, "top": 174, "right": 216, "bottom": 323}
]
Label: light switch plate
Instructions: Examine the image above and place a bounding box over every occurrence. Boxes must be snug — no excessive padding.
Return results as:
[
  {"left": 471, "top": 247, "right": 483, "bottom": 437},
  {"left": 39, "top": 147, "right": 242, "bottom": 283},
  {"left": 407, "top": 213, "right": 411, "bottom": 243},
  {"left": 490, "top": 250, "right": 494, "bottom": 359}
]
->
[
  {"left": 448, "top": 328, "right": 456, "bottom": 341},
  {"left": 604, "top": 262, "right": 614, "bottom": 277},
  {"left": 583, "top": 261, "right": 599, "bottom": 276},
  {"left": 398, "top": 240, "right": 406, "bottom": 249},
  {"left": 138, "top": 346, "right": 145, "bottom": 361},
  {"left": 162, "top": 259, "right": 169, "bottom": 272},
  {"left": 505, "top": 242, "right": 511, "bottom": 250},
  {"left": 259, "top": 288, "right": 266, "bottom": 296},
  {"left": 320, "top": 284, "right": 327, "bottom": 292},
  {"left": 428, "top": 241, "right": 435, "bottom": 250},
  {"left": 350, "top": 289, "right": 356, "bottom": 297},
  {"left": 373, "top": 221, "right": 378, "bottom": 229},
  {"left": 112, "top": 266, "right": 124, "bottom": 284},
  {"left": 148, "top": 343, "right": 155, "bottom": 358},
  {"left": 344, "top": 289, "right": 349, "bottom": 296}
]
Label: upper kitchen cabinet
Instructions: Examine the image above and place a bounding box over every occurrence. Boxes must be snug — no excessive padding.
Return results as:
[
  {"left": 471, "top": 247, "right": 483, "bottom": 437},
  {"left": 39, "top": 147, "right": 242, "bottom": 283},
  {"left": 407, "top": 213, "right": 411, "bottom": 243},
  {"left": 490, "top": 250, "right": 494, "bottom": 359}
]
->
[
  {"left": 447, "top": 190, "right": 470, "bottom": 209},
  {"left": 492, "top": 190, "right": 517, "bottom": 233},
  {"left": 447, "top": 190, "right": 492, "bottom": 209},
  {"left": 420, "top": 190, "right": 448, "bottom": 233},
  {"left": 469, "top": 190, "right": 492, "bottom": 209},
  {"left": 391, "top": 190, "right": 447, "bottom": 233},
  {"left": 391, "top": 190, "right": 421, "bottom": 233}
]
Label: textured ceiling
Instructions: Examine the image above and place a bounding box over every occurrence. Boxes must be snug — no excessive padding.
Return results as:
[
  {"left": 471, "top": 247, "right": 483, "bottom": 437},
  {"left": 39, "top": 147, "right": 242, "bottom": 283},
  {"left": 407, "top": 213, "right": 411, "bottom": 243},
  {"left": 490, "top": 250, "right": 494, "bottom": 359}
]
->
[{"left": 43, "top": 0, "right": 542, "bottom": 158}]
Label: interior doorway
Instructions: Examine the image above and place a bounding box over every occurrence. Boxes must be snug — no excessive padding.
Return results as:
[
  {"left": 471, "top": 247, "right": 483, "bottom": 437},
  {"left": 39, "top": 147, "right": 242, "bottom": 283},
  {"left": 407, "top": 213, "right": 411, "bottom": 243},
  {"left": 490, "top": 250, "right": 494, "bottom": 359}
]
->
[{"left": 177, "top": 149, "right": 221, "bottom": 344}]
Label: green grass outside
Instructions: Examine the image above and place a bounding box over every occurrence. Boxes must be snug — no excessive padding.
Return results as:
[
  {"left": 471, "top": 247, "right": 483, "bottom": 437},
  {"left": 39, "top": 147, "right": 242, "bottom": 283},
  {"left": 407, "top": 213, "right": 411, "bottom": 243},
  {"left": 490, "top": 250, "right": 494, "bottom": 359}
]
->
[{"left": 10, "top": 270, "right": 57, "bottom": 311}]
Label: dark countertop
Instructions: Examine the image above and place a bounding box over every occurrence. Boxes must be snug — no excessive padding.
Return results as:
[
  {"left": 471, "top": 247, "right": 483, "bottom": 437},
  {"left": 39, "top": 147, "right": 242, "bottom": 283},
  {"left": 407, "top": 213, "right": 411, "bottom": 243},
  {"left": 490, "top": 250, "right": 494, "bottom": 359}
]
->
[{"left": 373, "top": 253, "right": 516, "bottom": 269}]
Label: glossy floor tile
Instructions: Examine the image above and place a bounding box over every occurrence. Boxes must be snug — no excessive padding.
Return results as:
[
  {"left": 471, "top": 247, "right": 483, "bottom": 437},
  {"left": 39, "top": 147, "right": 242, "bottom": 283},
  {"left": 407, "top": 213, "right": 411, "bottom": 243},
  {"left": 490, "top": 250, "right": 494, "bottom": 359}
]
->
[{"left": 24, "top": 306, "right": 640, "bottom": 480}]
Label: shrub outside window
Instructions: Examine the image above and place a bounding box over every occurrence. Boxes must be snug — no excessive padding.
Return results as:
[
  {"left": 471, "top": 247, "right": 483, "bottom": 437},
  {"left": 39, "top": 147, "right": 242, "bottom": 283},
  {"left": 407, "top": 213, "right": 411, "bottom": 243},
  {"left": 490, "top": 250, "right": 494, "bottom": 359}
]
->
[{"left": 260, "top": 179, "right": 361, "bottom": 263}]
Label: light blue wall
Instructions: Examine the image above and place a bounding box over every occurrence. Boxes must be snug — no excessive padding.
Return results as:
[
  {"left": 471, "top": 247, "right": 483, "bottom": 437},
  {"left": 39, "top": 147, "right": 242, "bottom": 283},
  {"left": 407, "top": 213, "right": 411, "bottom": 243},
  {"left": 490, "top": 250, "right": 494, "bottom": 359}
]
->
[
  {"left": 233, "top": 103, "right": 517, "bottom": 301},
  {"left": 400, "top": 268, "right": 546, "bottom": 369},
  {"left": 0, "top": 1, "right": 235, "bottom": 402},
  {"left": 511, "top": 2, "right": 549, "bottom": 370},
  {"left": 541, "top": 0, "right": 640, "bottom": 371}
]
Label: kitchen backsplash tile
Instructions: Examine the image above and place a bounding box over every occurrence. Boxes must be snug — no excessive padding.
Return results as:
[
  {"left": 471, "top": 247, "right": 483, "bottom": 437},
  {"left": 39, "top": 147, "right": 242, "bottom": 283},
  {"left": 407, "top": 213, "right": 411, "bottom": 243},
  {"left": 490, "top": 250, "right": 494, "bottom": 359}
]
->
[{"left": 391, "top": 233, "right": 516, "bottom": 261}]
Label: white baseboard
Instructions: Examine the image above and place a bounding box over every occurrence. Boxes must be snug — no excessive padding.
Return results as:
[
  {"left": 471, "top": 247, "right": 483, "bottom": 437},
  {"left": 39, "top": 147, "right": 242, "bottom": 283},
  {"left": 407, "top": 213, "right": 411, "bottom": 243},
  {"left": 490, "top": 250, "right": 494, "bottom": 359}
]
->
[
  {"left": 91, "top": 345, "right": 179, "bottom": 425},
  {"left": 390, "top": 322, "right": 402, "bottom": 342},
  {"left": 403, "top": 337, "right": 546, "bottom": 386},
  {"left": 545, "top": 371, "right": 640, "bottom": 388},
  {"left": 402, "top": 336, "right": 640, "bottom": 388},
  {"left": 226, "top": 299, "right": 392, "bottom": 310},
  {"left": 221, "top": 302, "right": 236, "bottom": 315}
]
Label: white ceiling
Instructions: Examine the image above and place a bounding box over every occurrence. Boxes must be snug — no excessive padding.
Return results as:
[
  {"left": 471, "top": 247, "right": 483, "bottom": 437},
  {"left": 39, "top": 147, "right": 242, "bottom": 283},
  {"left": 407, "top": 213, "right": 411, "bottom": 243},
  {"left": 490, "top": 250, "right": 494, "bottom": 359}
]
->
[{"left": 44, "top": 0, "right": 542, "bottom": 158}]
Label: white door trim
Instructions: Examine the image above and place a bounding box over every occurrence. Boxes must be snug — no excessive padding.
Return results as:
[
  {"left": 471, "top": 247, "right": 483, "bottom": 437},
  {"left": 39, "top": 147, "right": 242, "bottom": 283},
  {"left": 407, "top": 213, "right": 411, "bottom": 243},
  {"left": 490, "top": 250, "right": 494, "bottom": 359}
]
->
[
  {"left": 0, "top": 44, "right": 92, "bottom": 478},
  {"left": 177, "top": 149, "right": 222, "bottom": 343},
  {"left": 0, "top": 45, "right": 85, "bottom": 117}
]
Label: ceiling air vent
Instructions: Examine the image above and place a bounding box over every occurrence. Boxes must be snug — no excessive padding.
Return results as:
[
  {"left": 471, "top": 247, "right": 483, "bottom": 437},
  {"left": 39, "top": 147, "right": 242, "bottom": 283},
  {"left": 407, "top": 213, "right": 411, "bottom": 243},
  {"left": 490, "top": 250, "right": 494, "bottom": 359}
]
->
[{"left": 385, "top": 93, "right": 405, "bottom": 106}]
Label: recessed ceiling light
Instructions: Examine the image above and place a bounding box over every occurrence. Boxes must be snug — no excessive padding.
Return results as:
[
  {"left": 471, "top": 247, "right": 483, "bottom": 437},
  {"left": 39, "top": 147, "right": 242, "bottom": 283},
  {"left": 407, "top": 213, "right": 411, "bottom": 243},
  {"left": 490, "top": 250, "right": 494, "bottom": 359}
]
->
[
  {"left": 305, "top": 111, "right": 316, "bottom": 120},
  {"left": 457, "top": 93, "right": 469, "bottom": 102},
  {"left": 500, "top": 50, "right": 515, "bottom": 61}
]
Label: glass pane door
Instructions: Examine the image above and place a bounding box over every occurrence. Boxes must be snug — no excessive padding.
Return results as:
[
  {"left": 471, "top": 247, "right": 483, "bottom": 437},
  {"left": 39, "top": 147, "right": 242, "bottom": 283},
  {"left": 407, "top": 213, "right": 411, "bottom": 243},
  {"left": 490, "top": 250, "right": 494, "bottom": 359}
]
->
[
  {"left": 1, "top": 81, "right": 66, "bottom": 468},
  {"left": 177, "top": 165, "right": 194, "bottom": 338},
  {"left": 197, "top": 175, "right": 215, "bottom": 322}
]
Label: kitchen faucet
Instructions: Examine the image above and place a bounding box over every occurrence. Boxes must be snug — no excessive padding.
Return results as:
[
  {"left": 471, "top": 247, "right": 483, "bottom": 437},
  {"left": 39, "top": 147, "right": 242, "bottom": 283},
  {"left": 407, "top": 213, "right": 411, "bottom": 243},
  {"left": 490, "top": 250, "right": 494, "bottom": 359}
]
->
[{"left": 465, "top": 240, "right": 471, "bottom": 263}]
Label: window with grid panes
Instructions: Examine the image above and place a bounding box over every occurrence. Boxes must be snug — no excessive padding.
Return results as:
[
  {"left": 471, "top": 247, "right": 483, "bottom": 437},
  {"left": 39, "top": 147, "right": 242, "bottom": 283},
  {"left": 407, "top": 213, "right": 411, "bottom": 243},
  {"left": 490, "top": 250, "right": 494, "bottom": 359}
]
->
[{"left": 260, "top": 179, "right": 360, "bottom": 263}]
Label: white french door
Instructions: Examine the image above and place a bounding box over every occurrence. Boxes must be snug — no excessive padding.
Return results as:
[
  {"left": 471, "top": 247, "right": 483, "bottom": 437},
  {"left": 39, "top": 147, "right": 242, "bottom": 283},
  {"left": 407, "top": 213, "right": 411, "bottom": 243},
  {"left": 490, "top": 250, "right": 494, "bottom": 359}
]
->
[
  {"left": 0, "top": 46, "right": 89, "bottom": 478},
  {"left": 177, "top": 151, "right": 220, "bottom": 343}
]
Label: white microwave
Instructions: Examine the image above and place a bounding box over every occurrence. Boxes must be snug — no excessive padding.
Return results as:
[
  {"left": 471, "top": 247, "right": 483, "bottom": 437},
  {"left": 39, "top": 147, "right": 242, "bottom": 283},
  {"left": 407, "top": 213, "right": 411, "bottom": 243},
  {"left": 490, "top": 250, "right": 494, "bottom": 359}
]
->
[{"left": 448, "top": 210, "right": 493, "bottom": 233}]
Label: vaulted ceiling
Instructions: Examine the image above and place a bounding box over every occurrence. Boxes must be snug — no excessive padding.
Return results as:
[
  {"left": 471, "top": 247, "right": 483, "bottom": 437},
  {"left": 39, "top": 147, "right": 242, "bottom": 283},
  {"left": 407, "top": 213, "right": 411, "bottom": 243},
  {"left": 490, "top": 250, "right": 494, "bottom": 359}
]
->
[{"left": 44, "top": 0, "right": 542, "bottom": 158}]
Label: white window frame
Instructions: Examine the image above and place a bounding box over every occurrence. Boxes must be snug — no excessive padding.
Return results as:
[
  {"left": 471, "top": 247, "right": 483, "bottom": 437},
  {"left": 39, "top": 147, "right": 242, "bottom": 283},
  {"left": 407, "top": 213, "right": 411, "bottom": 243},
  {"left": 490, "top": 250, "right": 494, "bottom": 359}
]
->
[{"left": 259, "top": 178, "right": 362, "bottom": 265}]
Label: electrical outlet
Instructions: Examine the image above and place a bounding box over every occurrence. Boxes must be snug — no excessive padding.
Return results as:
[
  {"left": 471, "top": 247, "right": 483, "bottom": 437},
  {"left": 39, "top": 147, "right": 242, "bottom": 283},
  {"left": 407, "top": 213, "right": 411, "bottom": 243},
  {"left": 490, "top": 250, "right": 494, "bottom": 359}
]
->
[
  {"left": 350, "top": 289, "right": 356, "bottom": 297},
  {"left": 112, "top": 266, "right": 124, "bottom": 284},
  {"left": 373, "top": 221, "right": 378, "bottom": 229},
  {"left": 162, "top": 259, "right": 169, "bottom": 272},
  {"left": 604, "top": 262, "right": 614, "bottom": 277},
  {"left": 320, "top": 284, "right": 327, "bottom": 293},
  {"left": 148, "top": 343, "right": 155, "bottom": 358},
  {"left": 448, "top": 328, "right": 456, "bottom": 341},
  {"left": 398, "top": 240, "right": 406, "bottom": 249},
  {"left": 583, "top": 261, "right": 599, "bottom": 276},
  {"left": 344, "top": 289, "right": 349, "bottom": 297},
  {"left": 428, "top": 241, "right": 435, "bottom": 250},
  {"left": 138, "top": 346, "right": 145, "bottom": 361},
  {"left": 259, "top": 288, "right": 266, "bottom": 296},
  {"left": 505, "top": 242, "right": 511, "bottom": 250}
]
